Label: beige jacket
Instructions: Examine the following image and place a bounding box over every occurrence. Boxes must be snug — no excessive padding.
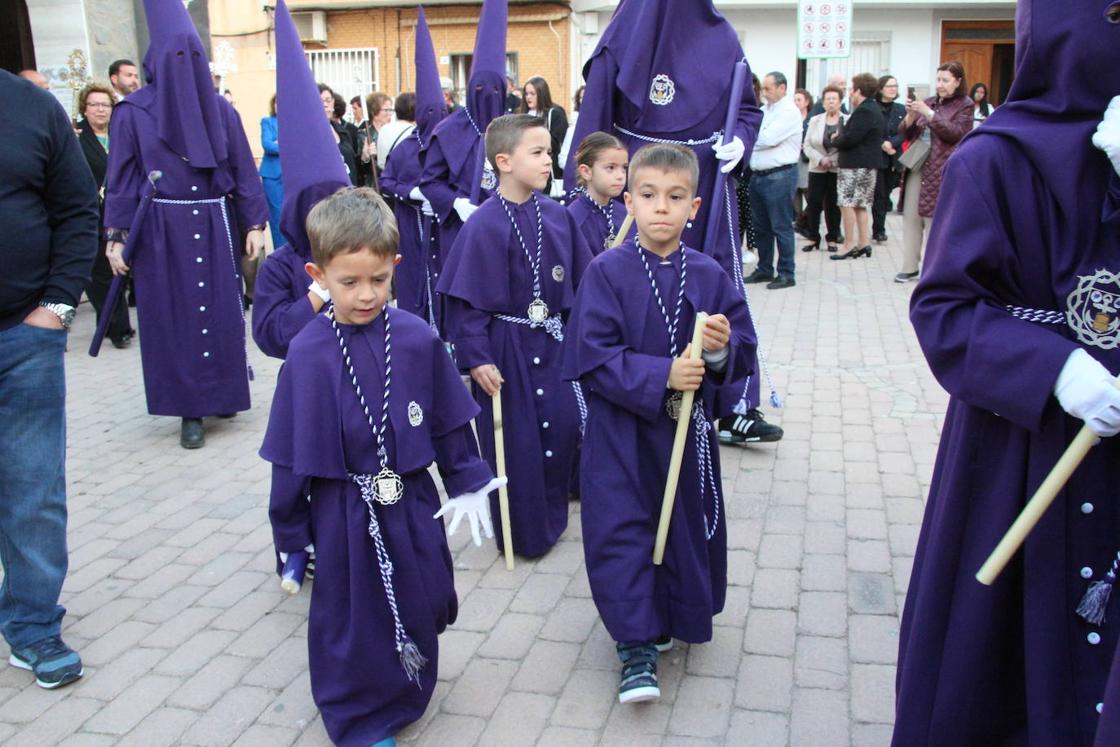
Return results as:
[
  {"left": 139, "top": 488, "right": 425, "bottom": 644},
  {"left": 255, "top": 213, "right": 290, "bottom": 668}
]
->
[{"left": 803, "top": 111, "right": 848, "bottom": 174}]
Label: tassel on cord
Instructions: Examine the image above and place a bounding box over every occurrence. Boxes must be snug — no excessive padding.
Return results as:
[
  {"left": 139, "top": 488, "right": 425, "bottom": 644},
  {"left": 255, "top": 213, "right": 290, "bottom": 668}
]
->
[
  {"left": 400, "top": 637, "right": 428, "bottom": 686},
  {"left": 1077, "top": 551, "right": 1120, "bottom": 626}
]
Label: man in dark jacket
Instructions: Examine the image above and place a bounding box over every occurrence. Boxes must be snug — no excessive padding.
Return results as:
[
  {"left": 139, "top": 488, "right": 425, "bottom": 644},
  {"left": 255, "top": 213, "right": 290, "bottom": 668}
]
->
[
  {"left": 0, "top": 69, "right": 99, "bottom": 689},
  {"left": 873, "top": 75, "right": 906, "bottom": 241}
]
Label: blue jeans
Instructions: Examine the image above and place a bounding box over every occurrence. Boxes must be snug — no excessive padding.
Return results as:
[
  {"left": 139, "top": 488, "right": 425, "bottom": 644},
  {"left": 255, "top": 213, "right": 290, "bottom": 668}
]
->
[
  {"left": 749, "top": 165, "right": 799, "bottom": 280},
  {"left": 0, "top": 322, "right": 69, "bottom": 648}
]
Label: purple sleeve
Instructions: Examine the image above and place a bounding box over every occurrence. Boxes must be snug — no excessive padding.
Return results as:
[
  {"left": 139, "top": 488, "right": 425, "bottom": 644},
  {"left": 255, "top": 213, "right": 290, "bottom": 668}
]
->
[
  {"left": 378, "top": 158, "right": 412, "bottom": 203},
  {"left": 567, "top": 211, "right": 595, "bottom": 289},
  {"left": 251, "top": 255, "right": 317, "bottom": 359},
  {"left": 225, "top": 105, "right": 269, "bottom": 230},
  {"left": 732, "top": 60, "right": 764, "bottom": 155},
  {"left": 103, "top": 105, "right": 142, "bottom": 231},
  {"left": 563, "top": 56, "right": 615, "bottom": 192},
  {"left": 910, "top": 156, "right": 1076, "bottom": 432},
  {"left": 433, "top": 422, "right": 493, "bottom": 498},
  {"left": 588, "top": 350, "right": 674, "bottom": 423},
  {"left": 420, "top": 136, "right": 459, "bottom": 222},
  {"left": 442, "top": 295, "right": 493, "bottom": 369},
  {"left": 268, "top": 464, "right": 313, "bottom": 553}
]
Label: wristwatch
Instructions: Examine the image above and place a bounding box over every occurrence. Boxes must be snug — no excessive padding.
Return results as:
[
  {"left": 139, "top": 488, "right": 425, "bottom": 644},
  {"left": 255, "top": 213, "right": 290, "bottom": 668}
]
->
[{"left": 38, "top": 302, "right": 76, "bottom": 329}]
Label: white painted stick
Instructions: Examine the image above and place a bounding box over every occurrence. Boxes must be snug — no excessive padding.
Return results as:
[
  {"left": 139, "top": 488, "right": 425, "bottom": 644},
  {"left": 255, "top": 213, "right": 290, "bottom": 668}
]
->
[{"left": 492, "top": 389, "right": 515, "bottom": 571}]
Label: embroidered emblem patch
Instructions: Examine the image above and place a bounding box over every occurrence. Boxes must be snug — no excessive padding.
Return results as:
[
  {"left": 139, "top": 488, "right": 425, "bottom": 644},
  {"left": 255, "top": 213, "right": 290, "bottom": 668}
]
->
[
  {"left": 552, "top": 265, "right": 565, "bottom": 283},
  {"left": 1067, "top": 269, "right": 1120, "bottom": 350},
  {"left": 666, "top": 391, "right": 683, "bottom": 421},
  {"left": 408, "top": 401, "right": 424, "bottom": 427},
  {"left": 649, "top": 74, "right": 676, "bottom": 106},
  {"left": 481, "top": 163, "right": 497, "bottom": 192}
]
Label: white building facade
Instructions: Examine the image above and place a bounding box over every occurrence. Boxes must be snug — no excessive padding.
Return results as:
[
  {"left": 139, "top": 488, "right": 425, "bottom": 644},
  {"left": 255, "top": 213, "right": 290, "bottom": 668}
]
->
[{"left": 568, "top": 0, "right": 1017, "bottom": 105}]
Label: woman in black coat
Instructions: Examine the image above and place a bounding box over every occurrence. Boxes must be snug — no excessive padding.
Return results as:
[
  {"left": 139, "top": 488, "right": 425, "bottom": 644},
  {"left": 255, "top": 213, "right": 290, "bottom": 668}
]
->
[
  {"left": 78, "top": 83, "right": 133, "bottom": 347},
  {"left": 522, "top": 76, "right": 568, "bottom": 194},
  {"left": 829, "top": 73, "right": 886, "bottom": 260},
  {"left": 873, "top": 75, "right": 907, "bottom": 241}
]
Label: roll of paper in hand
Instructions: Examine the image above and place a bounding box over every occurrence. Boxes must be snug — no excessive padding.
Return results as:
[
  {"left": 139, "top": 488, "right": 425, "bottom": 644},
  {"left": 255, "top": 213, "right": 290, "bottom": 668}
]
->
[{"left": 280, "top": 550, "right": 310, "bottom": 594}]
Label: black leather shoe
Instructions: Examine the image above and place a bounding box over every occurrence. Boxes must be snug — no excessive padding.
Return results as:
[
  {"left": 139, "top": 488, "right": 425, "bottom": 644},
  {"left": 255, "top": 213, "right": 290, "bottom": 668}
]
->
[
  {"left": 217, "top": 413, "right": 237, "bottom": 419},
  {"left": 873, "top": 231, "right": 888, "bottom": 242},
  {"left": 744, "top": 269, "right": 775, "bottom": 284},
  {"left": 180, "top": 418, "right": 205, "bottom": 449},
  {"left": 110, "top": 336, "right": 131, "bottom": 349},
  {"left": 766, "top": 276, "right": 796, "bottom": 290}
]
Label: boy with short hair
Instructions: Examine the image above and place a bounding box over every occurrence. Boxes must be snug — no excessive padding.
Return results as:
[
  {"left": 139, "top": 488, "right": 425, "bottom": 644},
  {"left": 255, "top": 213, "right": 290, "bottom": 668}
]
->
[
  {"left": 561, "top": 143, "right": 757, "bottom": 704},
  {"left": 438, "top": 114, "right": 594, "bottom": 557},
  {"left": 260, "top": 187, "right": 501, "bottom": 747}
]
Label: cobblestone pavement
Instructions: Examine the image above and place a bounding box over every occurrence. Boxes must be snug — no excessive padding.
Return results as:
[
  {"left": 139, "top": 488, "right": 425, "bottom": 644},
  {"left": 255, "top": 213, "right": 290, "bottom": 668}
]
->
[{"left": 0, "top": 214, "right": 947, "bottom": 746}]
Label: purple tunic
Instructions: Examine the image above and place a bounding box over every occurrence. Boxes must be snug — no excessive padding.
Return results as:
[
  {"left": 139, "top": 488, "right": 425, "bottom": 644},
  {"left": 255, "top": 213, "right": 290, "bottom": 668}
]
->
[
  {"left": 896, "top": 3, "right": 1120, "bottom": 741},
  {"left": 251, "top": 244, "right": 317, "bottom": 359},
  {"left": 419, "top": 109, "right": 493, "bottom": 263},
  {"left": 565, "top": 194, "right": 633, "bottom": 256},
  {"left": 261, "top": 309, "right": 491, "bottom": 746},
  {"left": 560, "top": 240, "right": 756, "bottom": 642},
  {"left": 104, "top": 88, "right": 268, "bottom": 417},
  {"left": 380, "top": 130, "right": 441, "bottom": 328},
  {"left": 437, "top": 194, "right": 594, "bottom": 557},
  {"left": 563, "top": 1, "right": 761, "bottom": 278}
]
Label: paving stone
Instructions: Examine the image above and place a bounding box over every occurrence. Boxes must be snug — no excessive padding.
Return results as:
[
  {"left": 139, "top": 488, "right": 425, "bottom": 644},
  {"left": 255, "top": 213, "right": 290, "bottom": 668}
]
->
[
  {"left": 852, "top": 664, "right": 897, "bottom": 724},
  {"left": 552, "top": 667, "right": 617, "bottom": 730},
  {"left": 167, "top": 655, "right": 255, "bottom": 710},
  {"left": 789, "top": 688, "right": 850, "bottom": 747},
  {"left": 538, "top": 597, "right": 599, "bottom": 643},
  {"left": 155, "top": 629, "right": 239, "bottom": 676},
  {"left": 476, "top": 612, "right": 544, "bottom": 660},
  {"left": 795, "top": 636, "right": 848, "bottom": 690},
  {"left": 115, "top": 707, "right": 199, "bottom": 747},
  {"left": 667, "top": 676, "right": 734, "bottom": 738},
  {"left": 511, "top": 640, "right": 580, "bottom": 695},
  {"left": 735, "top": 654, "right": 793, "bottom": 712},
  {"left": 850, "top": 614, "right": 901, "bottom": 664},
  {"left": 82, "top": 674, "right": 180, "bottom": 735},
  {"left": 178, "top": 686, "right": 276, "bottom": 746},
  {"left": 477, "top": 691, "right": 554, "bottom": 747},
  {"left": 441, "top": 658, "right": 519, "bottom": 717},
  {"left": 743, "top": 609, "right": 797, "bottom": 657},
  {"left": 849, "top": 573, "right": 898, "bottom": 615},
  {"left": 798, "top": 591, "right": 848, "bottom": 637},
  {"left": 750, "top": 568, "right": 800, "bottom": 609},
  {"left": 5, "top": 696, "right": 101, "bottom": 746},
  {"left": 726, "top": 710, "right": 789, "bottom": 747}
]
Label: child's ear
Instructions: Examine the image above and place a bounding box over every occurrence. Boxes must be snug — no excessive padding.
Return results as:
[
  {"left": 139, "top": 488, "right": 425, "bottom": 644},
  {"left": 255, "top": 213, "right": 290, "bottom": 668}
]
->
[
  {"left": 394, "top": 254, "right": 402, "bottom": 266},
  {"left": 623, "top": 190, "right": 633, "bottom": 214},
  {"left": 493, "top": 152, "right": 512, "bottom": 174},
  {"left": 577, "top": 163, "right": 593, "bottom": 183},
  {"left": 304, "top": 261, "right": 325, "bottom": 285},
  {"left": 689, "top": 196, "right": 702, "bottom": 220}
]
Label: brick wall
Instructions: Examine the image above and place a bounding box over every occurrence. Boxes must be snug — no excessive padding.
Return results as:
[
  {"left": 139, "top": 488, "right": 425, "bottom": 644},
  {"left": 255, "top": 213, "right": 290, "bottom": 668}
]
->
[{"left": 312, "top": 3, "right": 574, "bottom": 117}]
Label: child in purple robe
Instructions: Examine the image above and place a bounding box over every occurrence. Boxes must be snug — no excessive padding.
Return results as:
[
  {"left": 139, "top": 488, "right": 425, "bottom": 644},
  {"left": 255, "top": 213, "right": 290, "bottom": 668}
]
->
[
  {"left": 438, "top": 114, "right": 594, "bottom": 558},
  {"left": 249, "top": 0, "right": 347, "bottom": 360},
  {"left": 561, "top": 143, "right": 756, "bottom": 704},
  {"left": 261, "top": 187, "right": 501, "bottom": 747},
  {"left": 566, "top": 131, "right": 633, "bottom": 255}
]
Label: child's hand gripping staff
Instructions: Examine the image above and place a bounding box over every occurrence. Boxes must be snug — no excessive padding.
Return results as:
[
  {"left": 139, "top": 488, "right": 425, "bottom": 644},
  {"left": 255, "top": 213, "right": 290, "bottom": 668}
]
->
[
  {"left": 469, "top": 364, "right": 515, "bottom": 570},
  {"left": 977, "top": 351, "right": 1120, "bottom": 586},
  {"left": 653, "top": 312, "right": 709, "bottom": 565}
]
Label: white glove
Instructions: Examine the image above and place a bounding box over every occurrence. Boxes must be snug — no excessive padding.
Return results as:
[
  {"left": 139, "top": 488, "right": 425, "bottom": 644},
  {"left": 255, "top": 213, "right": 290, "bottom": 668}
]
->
[
  {"left": 1054, "top": 348, "right": 1120, "bottom": 437},
  {"left": 713, "top": 136, "right": 745, "bottom": 174},
  {"left": 454, "top": 197, "right": 479, "bottom": 223},
  {"left": 308, "top": 280, "right": 331, "bottom": 303},
  {"left": 421, "top": 200, "right": 435, "bottom": 217},
  {"left": 1092, "top": 96, "right": 1120, "bottom": 177},
  {"left": 433, "top": 476, "right": 506, "bottom": 546},
  {"left": 409, "top": 186, "right": 426, "bottom": 202}
]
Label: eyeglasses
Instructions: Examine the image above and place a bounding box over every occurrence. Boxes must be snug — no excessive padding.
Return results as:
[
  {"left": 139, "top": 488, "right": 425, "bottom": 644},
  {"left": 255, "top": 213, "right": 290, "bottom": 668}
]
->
[
  {"left": 379, "top": 107, "right": 394, "bottom": 113},
  {"left": 883, "top": 84, "right": 899, "bottom": 88},
  {"left": 86, "top": 102, "right": 112, "bottom": 110}
]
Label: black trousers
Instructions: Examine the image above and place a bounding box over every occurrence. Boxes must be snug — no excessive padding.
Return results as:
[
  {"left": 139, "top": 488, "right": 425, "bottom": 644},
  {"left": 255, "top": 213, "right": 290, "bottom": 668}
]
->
[
  {"left": 87, "top": 241, "right": 132, "bottom": 342},
  {"left": 804, "top": 171, "right": 842, "bottom": 243},
  {"left": 872, "top": 167, "right": 898, "bottom": 234}
]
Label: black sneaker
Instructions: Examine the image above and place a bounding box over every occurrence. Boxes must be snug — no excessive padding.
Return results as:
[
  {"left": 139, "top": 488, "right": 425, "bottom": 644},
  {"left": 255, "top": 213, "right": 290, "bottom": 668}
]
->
[
  {"left": 894, "top": 271, "right": 919, "bottom": 283},
  {"left": 719, "top": 410, "right": 784, "bottom": 444},
  {"left": 9, "top": 637, "right": 83, "bottom": 689},
  {"left": 744, "top": 269, "right": 775, "bottom": 285},
  {"left": 617, "top": 642, "right": 660, "bottom": 704},
  {"left": 654, "top": 635, "right": 673, "bottom": 652},
  {"left": 872, "top": 231, "right": 888, "bottom": 242},
  {"left": 766, "top": 277, "right": 796, "bottom": 290},
  {"left": 180, "top": 417, "right": 205, "bottom": 449}
]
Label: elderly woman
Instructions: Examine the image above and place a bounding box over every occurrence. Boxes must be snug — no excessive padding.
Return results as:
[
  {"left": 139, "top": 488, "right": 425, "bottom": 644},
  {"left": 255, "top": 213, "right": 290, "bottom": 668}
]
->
[
  {"left": 800, "top": 85, "right": 845, "bottom": 252},
  {"left": 830, "top": 73, "right": 885, "bottom": 261},
  {"left": 895, "top": 61, "right": 973, "bottom": 282},
  {"left": 77, "top": 82, "right": 134, "bottom": 348}
]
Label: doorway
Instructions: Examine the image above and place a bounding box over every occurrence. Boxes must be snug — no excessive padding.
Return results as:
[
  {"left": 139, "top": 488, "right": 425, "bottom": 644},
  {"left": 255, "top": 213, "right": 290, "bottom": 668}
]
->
[{"left": 940, "top": 20, "right": 1016, "bottom": 105}]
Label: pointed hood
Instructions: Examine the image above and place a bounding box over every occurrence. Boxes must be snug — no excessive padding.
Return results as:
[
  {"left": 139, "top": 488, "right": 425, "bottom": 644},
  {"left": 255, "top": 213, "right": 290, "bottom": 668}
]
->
[
  {"left": 140, "top": 0, "right": 228, "bottom": 168},
  {"left": 978, "top": 0, "right": 1120, "bottom": 224},
  {"left": 275, "top": 0, "right": 351, "bottom": 258},
  {"left": 586, "top": 0, "right": 743, "bottom": 134},
  {"left": 414, "top": 6, "right": 447, "bottom": 145},
  {"left": 465, "top": 0, "right": 507, "bottom": 134}
]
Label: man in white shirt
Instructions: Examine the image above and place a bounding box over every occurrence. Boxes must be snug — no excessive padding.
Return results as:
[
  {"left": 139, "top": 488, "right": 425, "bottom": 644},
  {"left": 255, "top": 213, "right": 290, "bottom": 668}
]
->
[{"left": 746, "top": 71, "right": 803, "bottom": 289}]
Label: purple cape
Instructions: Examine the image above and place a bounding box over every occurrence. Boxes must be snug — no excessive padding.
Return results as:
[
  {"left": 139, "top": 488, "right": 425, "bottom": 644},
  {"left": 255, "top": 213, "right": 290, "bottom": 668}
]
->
[
  {"left": 260, "top": 309, "right": 491, "bottom": 746},
  {"left": 559, "top": 240, "right": 756, "bottom": 642},
  {"left": 563, "top": 0, "right": 762, "bottom": 279},
  {"left": 250, "top": 244, "right": 317, "bottom": 359},
  {"left": 436, "top": 194, "right": 594, "bottom": 556},
  {"left": 104, "top": 90, "right": 268, "bottom": 417},
  {"left": 381, "top": 131, "right": 441, "bottom": 329},
  {"left": 565, "top": 194, "right": 634, "bottom": 256},
  {"left": 896, "top": 2, "right": 1120, "bottom": 743}
]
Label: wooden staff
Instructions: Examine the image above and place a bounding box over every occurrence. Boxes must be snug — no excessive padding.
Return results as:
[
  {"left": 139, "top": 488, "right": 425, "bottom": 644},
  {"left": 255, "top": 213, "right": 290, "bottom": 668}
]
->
[
  {"left": 653, "top": 312, "right": 708, "bottom": 565},
  {"left": 976, "top": 375, "right": 1120, "bottom": 585},
  {"left": 492, "top": 388, "right": 515, "bottom": 570},
  {"left": 610, "top": 214, "right": 635, "bottom": 249}
]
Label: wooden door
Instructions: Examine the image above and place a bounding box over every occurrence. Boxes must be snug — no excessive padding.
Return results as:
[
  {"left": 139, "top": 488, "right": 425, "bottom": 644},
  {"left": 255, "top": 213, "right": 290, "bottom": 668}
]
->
[
  {"left": 941, "top": 43, "right": 993, "bottom": 95},
  {"left": 940, "top": 20, "right": 1016, "bottom": 104}
]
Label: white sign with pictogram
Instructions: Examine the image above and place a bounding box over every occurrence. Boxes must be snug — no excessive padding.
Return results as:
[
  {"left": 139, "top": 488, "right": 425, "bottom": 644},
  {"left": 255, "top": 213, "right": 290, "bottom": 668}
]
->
[{"left": 798, "top": 1, "right": 853, "bottom": 59}]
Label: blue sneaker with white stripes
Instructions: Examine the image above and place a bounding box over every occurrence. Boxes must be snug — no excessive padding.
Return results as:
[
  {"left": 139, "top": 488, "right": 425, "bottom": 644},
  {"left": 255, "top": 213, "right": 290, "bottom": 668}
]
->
[
  {"left": 617, "top": 641, "right": 660, "bottom": 704},
  {"left": 9, "top": 636, "right": 83, "bottom": 689}
]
